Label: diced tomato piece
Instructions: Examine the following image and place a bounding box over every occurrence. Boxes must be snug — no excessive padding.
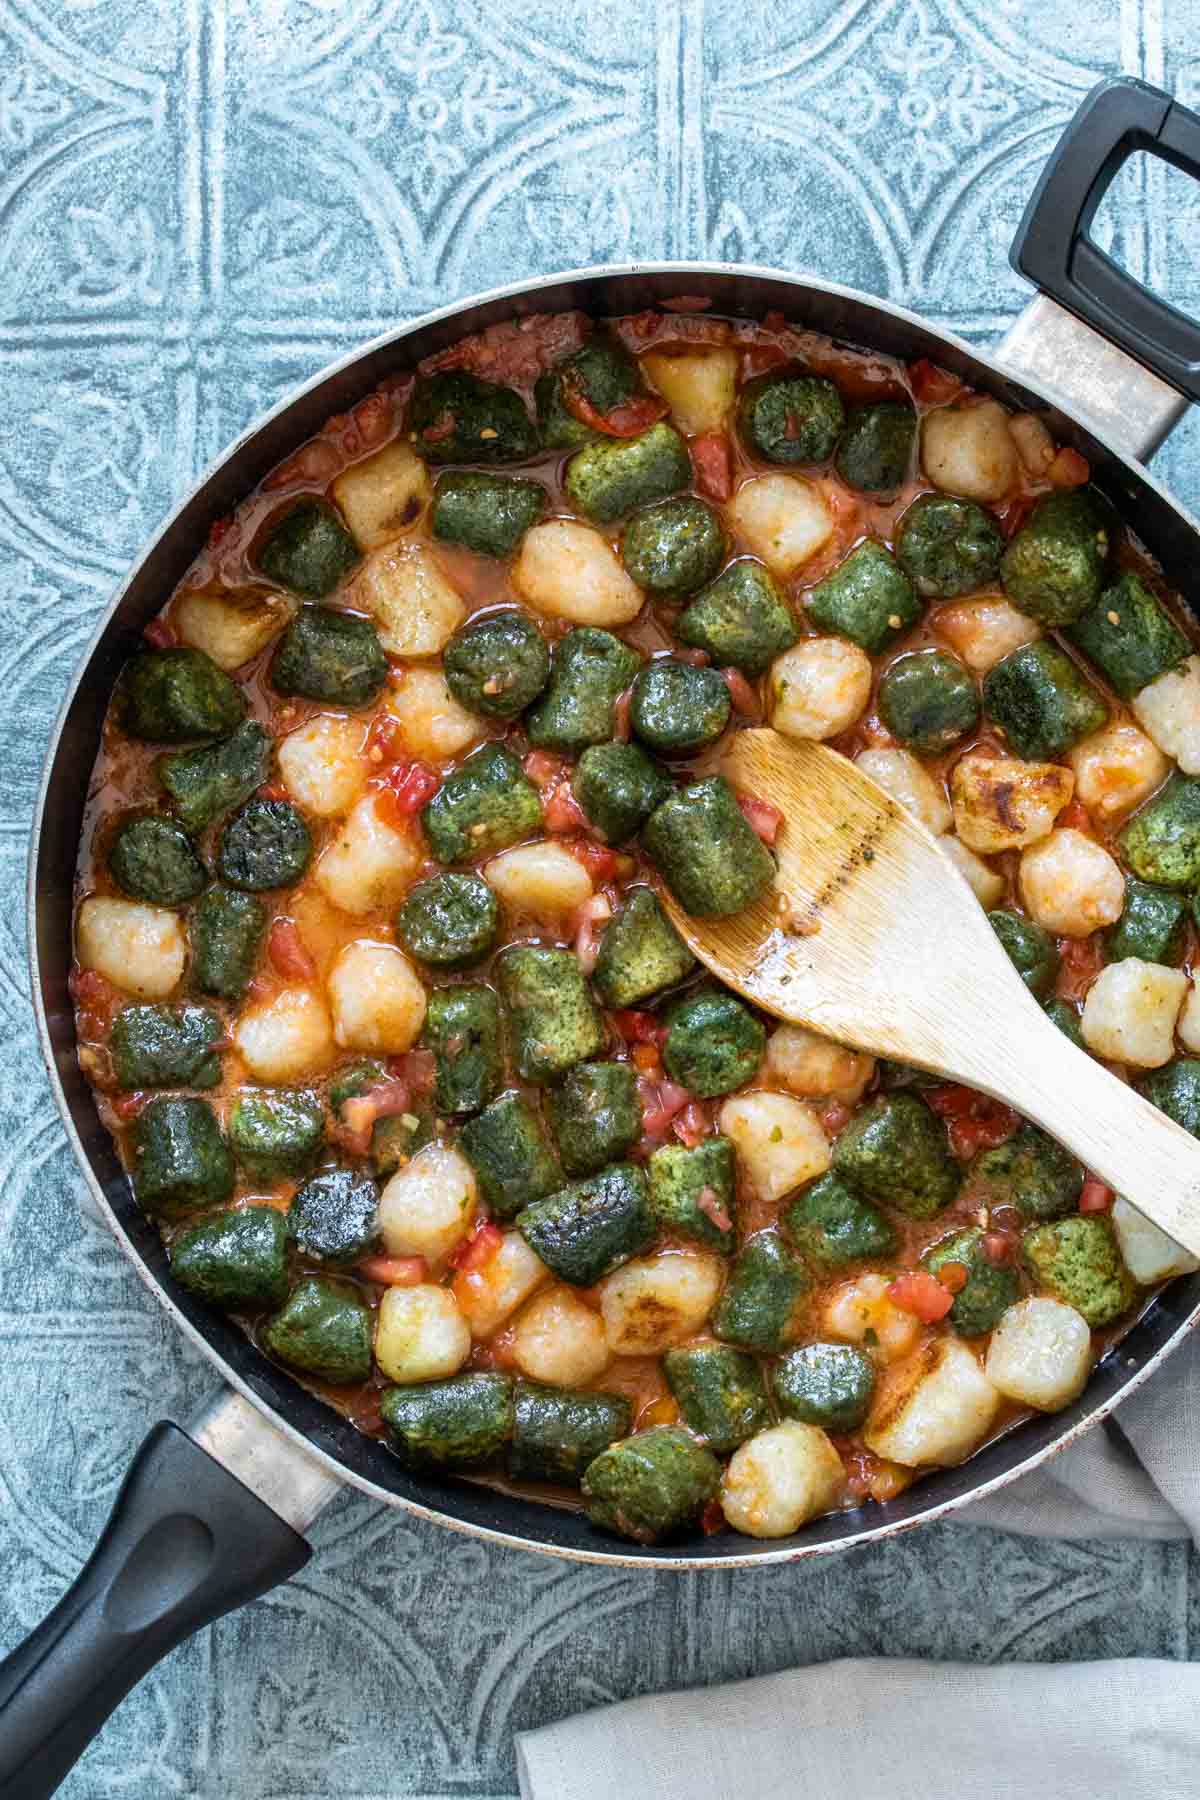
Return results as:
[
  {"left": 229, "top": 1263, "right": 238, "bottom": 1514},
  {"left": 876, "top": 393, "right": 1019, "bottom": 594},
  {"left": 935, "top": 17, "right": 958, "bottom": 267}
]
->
[
  {"left": 419, "top": 311, "right": 589, "bottom": 388},
  {"left": 739, "top": 343, "right": 791, "bottom": 380},
  {"left": 572, "top": 893, "right": 613, "bottom": 974},
  {"left": 70, "top": 968, "right": 114, "bottom": 1009},
  {"left": 631, "top": 1042, "right": 661, "bottom": 1073},
  {"left": 613, "top": 1009, "right": 666, "bottom": 1046},
  {"left": 735, "top": 790, "right": 782, "bottom": 846},
  {"left": 695, "top": 1183, "right": 732, "bottom": 1235},
  {"left": 1056, "top": 933, "right": 1104, "bottom": 1003},
  {"left": 1057, "top": 797, "right": 1092, "bottom": 833},
  {"left": 908, "top": 358, "right": 963, "bottom": 407},
  {"left": 997, "top": 495, "right": 1036, "bottom": 539},
  {"left": 257, "top": 781, "right": 290, "bottom": 803},
  {"left": 1047, "top": 446, "right": 1090, "bottom": 488},
  {"left": 567, "top": 837, "right": 622, "bottom": 882},
  {"left": 366, "top": 713, "right": 405, "bottom": 765},
  {"left": 143, "top": 617, "right": 178, "bottom": 649},
  {"left": 1079, "top": 1175, "right": 1114, "bottom": 1214},
  {"left": 937, "top": 1260, "right": 969, "bottom": 1295},
  {"left": 112, "top": 1091, "right": 147, "bottom": 1122},
  {"left": 673, "top": 1100, "right": 711, "bottom": 1148},
  {"left": 720, "top": 667, "right": 762, "bottom": 720},
  {"left": 373, "top": 761, "right": 439, "bottom": 827},
  {"left": 267, "top": 918, "right": 316, "bottom": 983},
  {"left": 522, "top": 749, "right": 567, "bottom": 789},
  {"left": 562, "top": 374, "right": 668, "bottom": 438},
  {"left": 690, "top": 430, "right": 734, "bottom": 501},
  {"left": 701, "top": 1498, "right": 726, "bottom": 1535},
  {"left": 391, "top": 1047, "right": 436, "bottom": 1093},
  {"left": 982, "top": 1232, "right": 1014, "bottom": 1267},
  {"left": 448, "top": 1221, "right": 504, "bottom": 1273},
  {"left": 542, "top": 778, "right": 587, "bottom": 834},
  {"left": 926, "top": 1082, "right": 982, "bottom": 1119},
  {"left": 819, "top": 1100, "right": 852, "bottom": 1137},
  {"left": 675, "top": 645, "right": 710, "bottom": 668},
  {"left": 357, "top": 1254, "right": 428, "bottom": 1286},
  {"left": 948, "top": 1108, "right": 1018, "bottom": 1159},
  {"left": 888, "top": 1270, "right": 956, "bottom": 1322}
]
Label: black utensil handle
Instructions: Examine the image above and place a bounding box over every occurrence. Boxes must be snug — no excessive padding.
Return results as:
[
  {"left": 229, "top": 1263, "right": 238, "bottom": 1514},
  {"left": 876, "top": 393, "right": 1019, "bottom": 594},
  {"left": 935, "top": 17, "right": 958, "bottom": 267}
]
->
[
  {"left": 0, "top": 1420, "right": 311, "bottom": 1799},
  {"left": 1010, "top": 75, "right": 1200, "bottom": 402}
]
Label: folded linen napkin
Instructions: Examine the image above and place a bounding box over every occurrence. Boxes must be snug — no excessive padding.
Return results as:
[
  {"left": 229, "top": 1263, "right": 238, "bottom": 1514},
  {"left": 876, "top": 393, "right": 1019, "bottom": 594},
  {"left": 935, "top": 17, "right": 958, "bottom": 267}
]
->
[{"left": 516, "top": 1328, "right": 1200, "bottom": 1800}]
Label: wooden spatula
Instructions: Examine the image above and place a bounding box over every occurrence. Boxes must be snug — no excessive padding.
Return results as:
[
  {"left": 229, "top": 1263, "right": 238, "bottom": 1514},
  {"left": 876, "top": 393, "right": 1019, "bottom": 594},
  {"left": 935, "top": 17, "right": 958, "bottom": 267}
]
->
[{"left": 658, "top": 727, "right": 1200, "bottom": 1261}]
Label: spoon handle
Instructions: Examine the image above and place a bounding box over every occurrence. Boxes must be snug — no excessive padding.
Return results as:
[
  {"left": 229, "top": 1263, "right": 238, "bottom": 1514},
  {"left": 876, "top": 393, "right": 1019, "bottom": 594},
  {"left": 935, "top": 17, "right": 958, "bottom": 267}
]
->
[{"left": 947, "top": 1001, "right": 1200, "bottom": 1260}]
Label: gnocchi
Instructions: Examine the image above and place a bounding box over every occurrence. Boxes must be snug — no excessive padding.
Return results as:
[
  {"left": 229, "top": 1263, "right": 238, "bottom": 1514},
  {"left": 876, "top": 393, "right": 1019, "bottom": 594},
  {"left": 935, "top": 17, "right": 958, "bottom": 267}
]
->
[
  {"left": 728, "top": 474, "right": 834, "bottom": 575},
  {"left": 598, "top": 1250, "right": 724, "bottom": 1355},
  {"left": 485, "top": 840, "right": 593, "bottom": 922},
  {"left": 856, "top": 748, "right": 951, "bottom": 836},
  {"left": 983, "top": 1298, "right": 1092, "bottom": 1411},
  {"left": 514, "top": 519, "right": 643, "bottom": 626},
  {"left": 921, "top": 399, "right": 1017, "bottom": 503},
  {"left": 718, "top": 1091, "right": 832, "bottom": 1202},
  {"left": 174, "top": 585, "right": 292, "bottom": 672},
  {"left": 352, "top": 540, "right": 465, "bottom": 656},
  {"left": 277, "top": 713, "right": 368, "bottom": 818},
  {"left": 865, "top": 1337, "right": 1000, "bottom": 1467},
  {"left": 642, "top": 348, "right": 739, "bottom": 434},
  {"left": 327, "top": 940, "right": 427, "bottom": 1053},
  {"left": 932, "top": 596, "right": 1041, "bottom": 673},
  {"left": 374, "top": 1283, "right": 471, "bottom": 1384},
  {"left": 76, "top": 897, "right": 186, "bottom": 1000},
  {"left": 384, "top": 667, "right": 484, "bottom": 763},
  {"left": 720, "top": 1422, "right": 845, "bottom": 1538},
  {"left": 378, "top": 1142, "right": 477, "bottom": 1266},
  {"left": 233, "top": 986, "right": 336, "bottom": 1083},
  {"left": 331, "top": 440, "right": 431, "bottom": 549},
  {"left": 511, "top": 1285, "right": 611, "bottom": 1387},
  {"left": 1080, "top": 959, "right": 1187, "bottom": 1068},
  {"left": 763, "top": 1023, "right": 875, "bottom": 1105},
  {"left": 1019, "top": 829, "right": 1125, "bottom": 938},
  {"left": 770, "top": 637, "right": 873, "bottom": 741},
  {"left": 951, "top": 754, "right": 1074, "bottom": 854},
  {"left": 1111, "top": 1196, "right": 1200, "bottom": 1285},
  {"left": 314, "top": 795, "right": 423, "bottom": 916},
  {"left": 1132, "top": 654, "right": 1200, "bottom": 776},
  {"left": 1066, "top": 721, "right": 1169, "bottom": 824}
]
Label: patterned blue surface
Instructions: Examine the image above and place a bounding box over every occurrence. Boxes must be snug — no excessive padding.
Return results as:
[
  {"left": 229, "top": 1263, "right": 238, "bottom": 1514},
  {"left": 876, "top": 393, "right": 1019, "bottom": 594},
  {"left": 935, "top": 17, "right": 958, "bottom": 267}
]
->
[{"left": 2, "top": 3, "right": 1200, "bottom": 1793}]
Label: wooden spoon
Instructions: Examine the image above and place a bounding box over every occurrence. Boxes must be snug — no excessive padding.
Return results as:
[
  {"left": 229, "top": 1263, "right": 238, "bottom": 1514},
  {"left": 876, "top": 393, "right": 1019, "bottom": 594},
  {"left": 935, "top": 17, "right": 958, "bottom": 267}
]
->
[{"left": 659, "top": 727, "right": 1200, "bottom": 1261}]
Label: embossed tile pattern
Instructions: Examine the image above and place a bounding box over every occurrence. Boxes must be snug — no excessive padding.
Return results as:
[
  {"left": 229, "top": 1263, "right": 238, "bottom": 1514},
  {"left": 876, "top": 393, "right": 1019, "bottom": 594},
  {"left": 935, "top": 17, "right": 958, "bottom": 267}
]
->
[{"left": 1, "top": 2, "right": 1199, "bottom": 1794}]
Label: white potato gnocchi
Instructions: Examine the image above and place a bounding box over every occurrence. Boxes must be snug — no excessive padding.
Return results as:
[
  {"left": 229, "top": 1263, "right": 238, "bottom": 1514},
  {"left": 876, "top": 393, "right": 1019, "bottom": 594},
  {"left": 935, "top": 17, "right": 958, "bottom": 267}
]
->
[
  {"left": 331, "top": 440, "right": 431, "bottom": 549},
  {"left": 378, "top": 1142, "right": 477, "bottom": 1265},
  {"left": 374, "top": 1283, "right": 471, "bottom": 1384},
  {"left": 1019, "top": 828, "right": 1124, "bottom": 938},
  {"left": 933, "top": 596, "right": 1041, "bottom": 673},
  {"left": 1177, "top": 981, "right": 1200, "bottom": 1055},
  {"left": 937, "top": 834, "right": 1005, "bottom": 907},
  {"left": 720, "top": 1421, "right": 845, "bottom": 1539},
  {"left": 1007, "top": 413, "right": 1056, "bottom": 479},
  {"left": 824, "top": 1271, "right": 921, "bottom": 1362},
  {"left": 1132, "top": 654, "right": 1200, "bottom": 776},
  {"left": 453, "top": 1230, "right": 549, "bottom": 1339},
  {"left": 921, "top": 399, "right": 1017, "bottom": 503},
  {"left": 174, "top": 585, "right": 292, "bottom": 672},
  {"left": 1080, "top": 958, "right": 1187, "bottom": 1068},
  {"left": 598, "top": 1250, "right": 724, "bottom": 1355},
  {"left": 856, "top": 747, "right": 951, "bottom": 836},
  {"left": 864, "top": 1337, "right": 1000, "bottom": 1467},
  {"left": 327, "top": 939, "right": 427, "bottom": 1053},
  {"left": 485, "top": 840, "right": 593, "bottom": 922},
  {"left": 351, "top": 540, "right": 465, "bottom": 656},
  {"left": 233, "top": 986, "right": 335, "bottom": 1083},
  {"left": 277, "top": 713, "right": 368, "bottom": 818},
  {"left": 76, "top": 897, "right": 186, "bottom": 1000},
  {"left": 1111, "top": 1196, "right": 1200, "bottom": 1285},
  {"left": 313, "top": 794, "right": 422, "bottom": 916},
  {"left": 950, "top": 754, "right": 1074, "bottom": 853},
  {"left": 770, "top": 636, "right": 872, "bottom": 742},
  {"left": 728, "top": 474, "right": 834, "bottom": 575},
  {"left": 384, "top": 667, "right": 483, "bottom": 763},
  {"left": 764, "top": 1022, "right": 875, "bottom": 1105},
  {"left": 1066, "top": 721, "right": 1169, "bottom": 824},
  {"left": 514, "top": 519, "right": 643, "bottom": 626},
  {"left": 641, "top": 348, "right": 739, "bottom": 434},
  {"left": 984, "top": 1298, "right": 1092, "bottom": 1411},
  {"left": 717, "top": 1091, "right": 831, "bottom": 1202},
  {"left": 511, "top": 1284, "right": 610, "bottom": 1387}
]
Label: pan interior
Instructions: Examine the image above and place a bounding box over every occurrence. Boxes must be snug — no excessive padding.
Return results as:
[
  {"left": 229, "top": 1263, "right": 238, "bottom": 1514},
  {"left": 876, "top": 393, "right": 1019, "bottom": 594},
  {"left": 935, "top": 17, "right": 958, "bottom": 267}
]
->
[{"left": 31, "top": 264, "right": 1200, "bottom": 1567}]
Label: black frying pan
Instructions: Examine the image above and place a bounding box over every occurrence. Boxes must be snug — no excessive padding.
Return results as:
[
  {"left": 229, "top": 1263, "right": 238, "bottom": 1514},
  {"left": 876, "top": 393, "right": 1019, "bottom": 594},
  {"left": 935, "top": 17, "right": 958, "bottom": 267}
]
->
[{"left": 3, "top": 76, "right": 1200, "bottom": 1800}]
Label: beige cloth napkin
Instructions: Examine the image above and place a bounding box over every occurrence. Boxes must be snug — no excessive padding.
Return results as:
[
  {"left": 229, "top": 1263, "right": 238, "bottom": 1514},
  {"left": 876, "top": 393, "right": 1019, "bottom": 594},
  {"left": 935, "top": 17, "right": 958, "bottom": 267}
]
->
[{"left": 516, "top": 1329, "right": 1200, "bottom": 1800}]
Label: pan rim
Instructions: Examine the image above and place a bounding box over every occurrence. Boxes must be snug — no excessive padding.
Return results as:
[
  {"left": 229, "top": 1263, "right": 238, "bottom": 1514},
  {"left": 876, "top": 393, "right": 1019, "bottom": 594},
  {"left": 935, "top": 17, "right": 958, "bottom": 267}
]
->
[{"left": 28, "top": 258, "right": 1200, "bottom": 1569}]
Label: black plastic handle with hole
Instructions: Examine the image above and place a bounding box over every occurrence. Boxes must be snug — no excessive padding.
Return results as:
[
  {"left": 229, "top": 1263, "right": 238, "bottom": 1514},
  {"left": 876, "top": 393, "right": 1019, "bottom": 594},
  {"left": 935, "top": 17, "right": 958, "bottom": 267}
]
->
[
  {"left": 1010, "top": 76, "right": 1200, "bottom": 402},
  {"left": 0, "top": 1424, "right": 310, "bottom": 1799}
]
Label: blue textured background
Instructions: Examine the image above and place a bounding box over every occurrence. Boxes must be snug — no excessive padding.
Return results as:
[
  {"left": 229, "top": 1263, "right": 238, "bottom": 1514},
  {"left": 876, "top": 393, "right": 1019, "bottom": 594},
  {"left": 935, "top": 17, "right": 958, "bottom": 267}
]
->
[{"left": 2, "top": 3, "right": 1200, "bottom": 1794}]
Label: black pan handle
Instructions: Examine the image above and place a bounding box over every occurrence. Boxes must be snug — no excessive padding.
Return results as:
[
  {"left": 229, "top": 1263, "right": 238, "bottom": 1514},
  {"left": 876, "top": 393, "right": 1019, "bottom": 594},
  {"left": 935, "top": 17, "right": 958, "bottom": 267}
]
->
[
  {"left": 1010, "top": 76, "right": 1200, "bottom": 402},
  {"left": 0, "top": 1421, "right": 311, "bottom": 1799}
]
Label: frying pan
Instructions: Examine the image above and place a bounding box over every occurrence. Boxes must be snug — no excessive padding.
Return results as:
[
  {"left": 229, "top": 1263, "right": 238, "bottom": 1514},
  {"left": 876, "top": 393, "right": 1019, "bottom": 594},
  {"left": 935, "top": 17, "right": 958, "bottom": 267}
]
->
[{"left": 3, "top": 75, "right": 1200, "bottom": 1800}]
